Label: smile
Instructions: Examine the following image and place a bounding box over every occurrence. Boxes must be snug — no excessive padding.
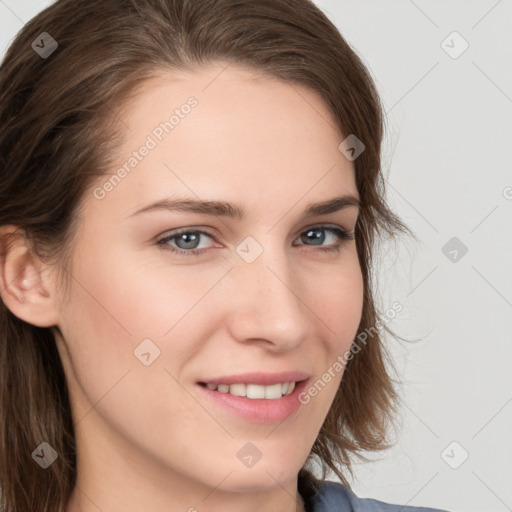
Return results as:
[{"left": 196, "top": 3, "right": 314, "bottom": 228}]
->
[
  {"left": 199, "top": 381, "right": 296, "bottom": 399},
  {"left": 196, "top": 377, "right": 309, "bottom": 424}
]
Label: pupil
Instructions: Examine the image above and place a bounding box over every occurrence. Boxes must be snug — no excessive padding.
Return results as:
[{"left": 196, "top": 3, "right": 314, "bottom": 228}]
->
[
  {"left": 177, "top": 233, "right": 199, "bottom": 249},
  {"left": 304, "top": 228, "right": 324, "bottom": 246}
]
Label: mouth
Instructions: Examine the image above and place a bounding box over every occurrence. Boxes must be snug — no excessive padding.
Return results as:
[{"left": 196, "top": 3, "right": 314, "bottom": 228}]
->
[
  {"left": 195, "top": 374, "right": 310, "bottom": 424},
  {"left": 197, "top": 380, "right": 298, "bottom": 399}
]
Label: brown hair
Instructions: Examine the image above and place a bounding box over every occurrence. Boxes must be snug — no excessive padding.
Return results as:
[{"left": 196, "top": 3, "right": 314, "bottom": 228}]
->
[{"left": 0, "top": 0, "right": 413, "bottom": 511}]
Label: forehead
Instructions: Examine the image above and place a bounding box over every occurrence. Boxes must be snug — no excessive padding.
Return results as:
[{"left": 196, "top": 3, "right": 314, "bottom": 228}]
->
[{"left": 91, "top": 62, "right": 358, "bottom": 220}]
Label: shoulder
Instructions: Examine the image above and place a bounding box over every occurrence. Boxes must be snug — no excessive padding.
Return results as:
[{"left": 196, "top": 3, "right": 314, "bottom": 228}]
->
[{"left": 308, "top": 479, "right": 451, "bottom": 512}]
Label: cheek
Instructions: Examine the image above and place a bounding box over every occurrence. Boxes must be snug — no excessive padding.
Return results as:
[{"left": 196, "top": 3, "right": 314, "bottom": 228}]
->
[
  {"left": 54, "top": 247, "right": 218, "bottom": 448},
  {"left": 309, "top": 249, "right": 364, "bottom": 350},
  {"left": 68, "top": 242, "right": 219, "bottom": 337},
  {"left": 57, "top": 245, "right": 234, "bottom": 394}
]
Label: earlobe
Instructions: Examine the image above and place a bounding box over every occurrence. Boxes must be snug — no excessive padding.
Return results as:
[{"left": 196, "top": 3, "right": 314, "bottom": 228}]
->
[{"left": 0, "top": 225, "right": 60, "bottom": 327}]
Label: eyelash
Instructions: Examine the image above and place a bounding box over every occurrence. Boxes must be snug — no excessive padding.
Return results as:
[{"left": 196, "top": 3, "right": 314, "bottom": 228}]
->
[{"left": 156, "top": 225, "right": 355, "bottom": 258}]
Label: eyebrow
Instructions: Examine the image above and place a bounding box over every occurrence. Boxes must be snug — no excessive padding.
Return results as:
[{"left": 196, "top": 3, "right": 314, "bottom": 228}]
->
[{"left": 129, "top": 194, "right": 360, "bottom": 220}]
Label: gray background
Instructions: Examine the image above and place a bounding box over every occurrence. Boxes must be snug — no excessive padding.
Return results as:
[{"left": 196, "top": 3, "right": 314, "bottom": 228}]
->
[{"left": 1, "top": 1, "right": 511, "bottom": 511}]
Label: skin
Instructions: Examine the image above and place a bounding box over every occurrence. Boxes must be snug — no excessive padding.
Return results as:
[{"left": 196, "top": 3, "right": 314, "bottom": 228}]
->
[{"left": 0, "top": 62, "right": 363, "bottom": 512}]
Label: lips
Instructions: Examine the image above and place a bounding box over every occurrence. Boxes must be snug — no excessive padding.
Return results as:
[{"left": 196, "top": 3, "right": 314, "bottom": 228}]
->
[
  {"left": 200, "top": 381, "right": 296, "bottom": 399},
  {"left": 195, "top": 371, "right": 311, "bottom": 423}
]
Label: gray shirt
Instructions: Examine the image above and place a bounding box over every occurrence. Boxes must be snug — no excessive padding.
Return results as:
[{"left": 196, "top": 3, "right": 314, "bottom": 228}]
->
[{"left": 306, "top": 480, "right": 450, "bottom": 512}]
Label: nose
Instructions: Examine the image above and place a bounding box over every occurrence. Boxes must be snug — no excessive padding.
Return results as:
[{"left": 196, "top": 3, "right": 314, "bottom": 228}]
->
[{"left": 225, "top": 242, "right": 311, "bottom": 352}]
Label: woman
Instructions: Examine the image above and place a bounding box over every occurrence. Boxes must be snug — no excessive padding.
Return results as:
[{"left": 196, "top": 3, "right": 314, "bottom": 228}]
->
[{"left": 0, "top": 1, "right": 451, "bottom": 511}]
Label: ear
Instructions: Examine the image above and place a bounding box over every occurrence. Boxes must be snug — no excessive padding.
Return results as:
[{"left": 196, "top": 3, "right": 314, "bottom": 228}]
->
[{"left": 0, "top": 225, "right": 60, "bottom": 327}]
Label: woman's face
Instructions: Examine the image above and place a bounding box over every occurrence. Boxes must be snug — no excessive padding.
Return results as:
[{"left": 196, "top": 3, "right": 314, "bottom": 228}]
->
[{"left": 52, "top": 62, "right": 364, "bottom": 507}]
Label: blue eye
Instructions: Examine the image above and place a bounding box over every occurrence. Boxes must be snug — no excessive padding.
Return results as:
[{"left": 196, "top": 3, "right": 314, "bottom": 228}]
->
[
  {"left": 297, "top": 226, "right": 354, "bottom": 252},
  {"left": 157, "top": 226, "right": 355, "bottom": 257},
  {"left": 157, "top": 229, "right": 213, "bottom": 256}
]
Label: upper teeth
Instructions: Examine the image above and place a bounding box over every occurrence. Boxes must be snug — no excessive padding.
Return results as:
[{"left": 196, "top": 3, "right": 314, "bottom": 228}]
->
[{"left": 205, "top": 382, "right": 296, "bottom": 399}]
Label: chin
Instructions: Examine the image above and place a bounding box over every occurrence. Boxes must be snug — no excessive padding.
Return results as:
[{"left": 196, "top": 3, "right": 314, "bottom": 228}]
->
[{"left": 216, "top": 457, "right": 300, "bottom": 492}]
